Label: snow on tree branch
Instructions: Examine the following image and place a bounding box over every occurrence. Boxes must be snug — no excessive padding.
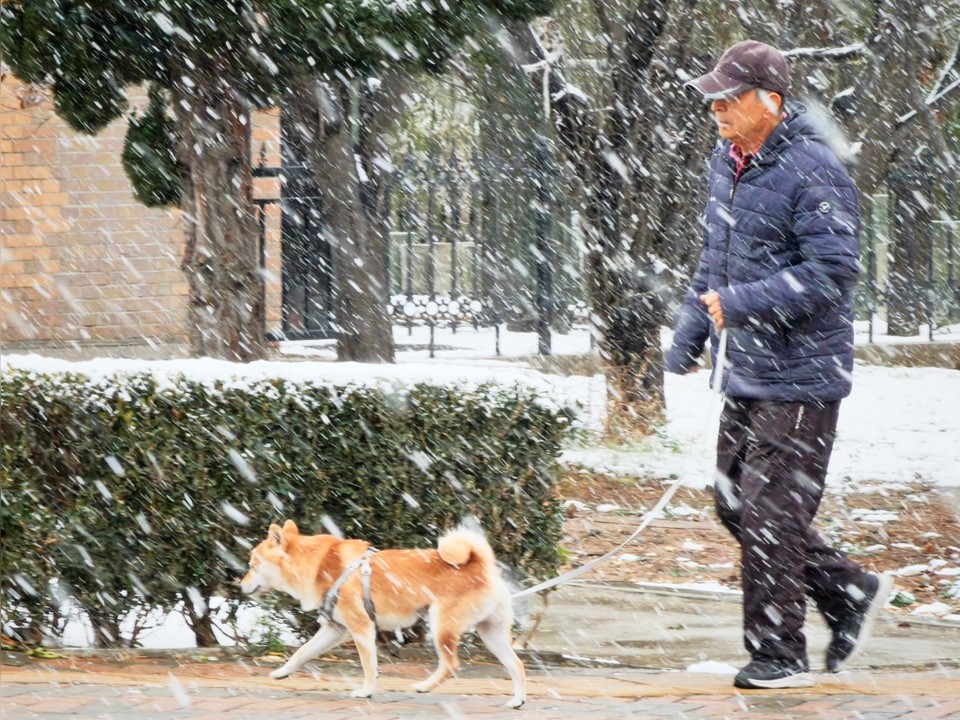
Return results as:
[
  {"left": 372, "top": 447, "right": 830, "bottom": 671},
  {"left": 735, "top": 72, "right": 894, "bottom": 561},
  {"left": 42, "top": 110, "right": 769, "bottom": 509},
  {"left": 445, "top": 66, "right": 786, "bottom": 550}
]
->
[
  {"left": 925, "top": 39, "right": 960, "bottom": 105},
  {"left": 782, "top": 43, "right": 866, "bottom": 61}
]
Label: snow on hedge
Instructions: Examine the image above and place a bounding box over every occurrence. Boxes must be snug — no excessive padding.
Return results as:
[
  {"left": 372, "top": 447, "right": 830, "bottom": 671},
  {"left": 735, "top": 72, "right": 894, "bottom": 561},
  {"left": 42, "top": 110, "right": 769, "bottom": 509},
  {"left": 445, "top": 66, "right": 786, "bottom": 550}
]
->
[{"left": 0, "top": 353, "right": 590, "bottom": 421}]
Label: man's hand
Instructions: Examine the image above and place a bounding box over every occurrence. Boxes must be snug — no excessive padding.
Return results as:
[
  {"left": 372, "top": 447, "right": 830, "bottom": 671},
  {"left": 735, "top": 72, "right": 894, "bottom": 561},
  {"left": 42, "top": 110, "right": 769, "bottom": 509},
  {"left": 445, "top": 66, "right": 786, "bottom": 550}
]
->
[{"left": 699, "top": 291, "right": 724, "bottom": 329}]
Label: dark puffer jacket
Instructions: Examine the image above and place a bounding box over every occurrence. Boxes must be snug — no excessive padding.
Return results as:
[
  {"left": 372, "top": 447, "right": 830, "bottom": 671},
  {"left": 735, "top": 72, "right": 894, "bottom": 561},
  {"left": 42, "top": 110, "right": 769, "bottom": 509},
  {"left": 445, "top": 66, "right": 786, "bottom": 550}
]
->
[{"left": 665, "top": 105, "right": 861, "bottom": 401}]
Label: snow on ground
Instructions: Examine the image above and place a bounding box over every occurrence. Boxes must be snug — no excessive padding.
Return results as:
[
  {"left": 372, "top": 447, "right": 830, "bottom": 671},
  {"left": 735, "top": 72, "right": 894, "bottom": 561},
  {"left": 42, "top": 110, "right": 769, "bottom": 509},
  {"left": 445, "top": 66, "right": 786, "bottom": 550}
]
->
[
  {"left": 57, "top": 598, "right": 263, "bottom": 650},
  {"left": 567, "top": 360, "right": 960, "bottom": 490},
  {"left": 278, "top": 321, "right": 598, "bottom": 361},
  {"left": 685, "top": 660, "right": 738, "bottom": 675}
]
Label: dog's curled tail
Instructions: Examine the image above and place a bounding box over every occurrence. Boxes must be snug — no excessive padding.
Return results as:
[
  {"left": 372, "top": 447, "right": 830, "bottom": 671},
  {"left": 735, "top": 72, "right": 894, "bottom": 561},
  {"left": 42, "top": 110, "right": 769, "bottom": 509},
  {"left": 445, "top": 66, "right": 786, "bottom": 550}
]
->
[{"left": 437, "top": 527, "right": 496, "bottom": 570}]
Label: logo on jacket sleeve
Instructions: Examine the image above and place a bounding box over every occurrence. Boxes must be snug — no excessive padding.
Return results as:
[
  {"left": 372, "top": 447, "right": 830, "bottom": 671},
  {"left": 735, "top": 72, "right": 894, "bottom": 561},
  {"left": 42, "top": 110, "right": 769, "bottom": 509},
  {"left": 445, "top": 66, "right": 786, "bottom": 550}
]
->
[{"left": 818, "top": 201, "right": 833, "bottom": 214}]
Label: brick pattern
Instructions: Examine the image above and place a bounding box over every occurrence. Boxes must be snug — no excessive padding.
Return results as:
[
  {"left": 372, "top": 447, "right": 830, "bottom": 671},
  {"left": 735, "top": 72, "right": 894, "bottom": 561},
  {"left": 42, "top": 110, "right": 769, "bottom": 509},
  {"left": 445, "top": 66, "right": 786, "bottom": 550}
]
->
[
  {"left": 253, "top": 108, "right": 283, "bottom": 338},
  {"left": 3, "top": 682, "right": 960, "bottom": 719},
  {"left": 1, "top": 74, "right": 283, "bottom": 356}
]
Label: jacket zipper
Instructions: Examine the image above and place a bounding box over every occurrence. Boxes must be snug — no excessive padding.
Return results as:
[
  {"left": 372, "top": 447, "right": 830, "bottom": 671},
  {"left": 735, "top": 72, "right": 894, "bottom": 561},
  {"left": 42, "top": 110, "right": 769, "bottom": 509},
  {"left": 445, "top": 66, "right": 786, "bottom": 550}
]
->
[
  {"left": 724, "top": 159, "right": 761, "bottom": 283},
  {"left": 724, "top": 172, "right": 741, "bottom": 283},
  {"left": 794, "top": 405, "right": 805, "bottom": 431}
]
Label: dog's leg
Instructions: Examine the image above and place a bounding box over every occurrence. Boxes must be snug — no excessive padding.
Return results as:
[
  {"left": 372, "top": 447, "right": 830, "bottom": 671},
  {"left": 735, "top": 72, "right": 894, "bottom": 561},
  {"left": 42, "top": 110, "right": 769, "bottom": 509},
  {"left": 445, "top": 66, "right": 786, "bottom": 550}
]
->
[
  {"left": 516, "top": 593, "right": 548, "bottom": 650},
  {"left": 477, "top": 607, "right": 526, "bottom": 709},
  {"left": 412, "top": 605, "right": 461, "bottom": 694},
  {"left": 348, "top": 619, "right": 378, "bottom": 699},
  {"left": 269, "top": 622, "right": 346, "bottom": 680}
]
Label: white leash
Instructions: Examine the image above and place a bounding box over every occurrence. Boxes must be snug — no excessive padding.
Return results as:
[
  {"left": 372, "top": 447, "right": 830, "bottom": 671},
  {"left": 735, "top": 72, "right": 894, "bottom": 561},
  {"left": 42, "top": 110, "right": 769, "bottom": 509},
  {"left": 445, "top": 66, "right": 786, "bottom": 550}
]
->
[{"left": 513, "top": 328, "right": 728, "bottom": 600}]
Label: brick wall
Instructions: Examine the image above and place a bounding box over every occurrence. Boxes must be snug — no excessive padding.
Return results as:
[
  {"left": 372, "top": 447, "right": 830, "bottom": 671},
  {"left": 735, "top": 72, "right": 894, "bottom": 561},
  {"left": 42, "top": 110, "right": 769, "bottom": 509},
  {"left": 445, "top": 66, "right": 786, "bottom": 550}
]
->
[
  {"left": 253, "top": 109, "right": 283, "bottom": 346},
  {"left": 0, "top": 73, "right": 283, "bottom": 359}
]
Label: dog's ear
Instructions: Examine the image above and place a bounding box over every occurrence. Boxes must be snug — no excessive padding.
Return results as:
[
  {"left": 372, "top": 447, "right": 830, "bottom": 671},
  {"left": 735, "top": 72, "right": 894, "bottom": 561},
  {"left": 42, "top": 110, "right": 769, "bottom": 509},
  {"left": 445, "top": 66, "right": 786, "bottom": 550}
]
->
[
  {"left": 282, "top": 519, "right": 299, "bottom": 536},
  {"left": 268, "top": 523, "right": 283, "bottom": 546}
]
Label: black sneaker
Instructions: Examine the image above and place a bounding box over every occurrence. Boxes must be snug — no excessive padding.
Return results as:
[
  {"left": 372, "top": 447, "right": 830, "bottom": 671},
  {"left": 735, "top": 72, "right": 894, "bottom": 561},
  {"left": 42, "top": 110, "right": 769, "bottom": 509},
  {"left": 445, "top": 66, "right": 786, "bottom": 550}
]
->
[
  {"left": 826, "top": 572, "right": 894, "bottom": 673},
  {"left": 733, "top": 658, "right": 815, "bottom": 689}
]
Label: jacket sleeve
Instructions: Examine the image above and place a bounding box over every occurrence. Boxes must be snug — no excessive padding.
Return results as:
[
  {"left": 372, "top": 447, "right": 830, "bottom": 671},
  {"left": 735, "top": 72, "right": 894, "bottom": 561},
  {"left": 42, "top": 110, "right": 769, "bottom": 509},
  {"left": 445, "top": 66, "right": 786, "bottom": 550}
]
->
[
  {"left": 664, "top": 242, "right": 712, "bottom": 374},
  {"left": 716, "top": 162, "right": 861, "bottom": 330}
]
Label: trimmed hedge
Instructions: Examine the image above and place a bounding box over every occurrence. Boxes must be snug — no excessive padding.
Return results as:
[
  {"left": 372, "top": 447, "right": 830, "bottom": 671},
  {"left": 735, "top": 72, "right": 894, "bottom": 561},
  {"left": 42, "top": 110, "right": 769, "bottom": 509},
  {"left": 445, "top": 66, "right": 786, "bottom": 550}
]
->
[{"left": 0, "top": 368, "right": 570, "bottom": 648}]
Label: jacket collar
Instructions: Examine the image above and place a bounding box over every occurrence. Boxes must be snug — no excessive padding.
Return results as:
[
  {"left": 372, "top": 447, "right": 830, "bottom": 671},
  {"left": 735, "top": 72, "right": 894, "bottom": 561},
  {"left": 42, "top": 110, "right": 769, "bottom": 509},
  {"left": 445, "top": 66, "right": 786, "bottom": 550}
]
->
[{"left": 716, "top": 103, "right": 812, "bottom": 169}]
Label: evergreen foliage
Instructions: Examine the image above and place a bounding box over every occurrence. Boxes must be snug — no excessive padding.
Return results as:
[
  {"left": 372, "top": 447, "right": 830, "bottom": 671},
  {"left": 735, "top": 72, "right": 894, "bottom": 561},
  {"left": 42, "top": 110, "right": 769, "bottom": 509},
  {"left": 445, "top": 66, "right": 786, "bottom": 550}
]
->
[
  {"left": 0, "top": 1, "right": 557, "bottom": 207},
  {"left": 121, "top": 87, "right": 186, "bottom": 207},
  {"left": 0, "top": 1, "right": 286, "bottom": 207}
]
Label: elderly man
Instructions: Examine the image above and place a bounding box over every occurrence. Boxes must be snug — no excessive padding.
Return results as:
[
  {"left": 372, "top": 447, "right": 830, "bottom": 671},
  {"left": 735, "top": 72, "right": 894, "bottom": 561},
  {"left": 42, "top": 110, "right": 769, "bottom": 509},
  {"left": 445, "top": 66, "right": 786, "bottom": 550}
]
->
[{"left": 665, "top": 40, "right": 893, "bottom": 689}]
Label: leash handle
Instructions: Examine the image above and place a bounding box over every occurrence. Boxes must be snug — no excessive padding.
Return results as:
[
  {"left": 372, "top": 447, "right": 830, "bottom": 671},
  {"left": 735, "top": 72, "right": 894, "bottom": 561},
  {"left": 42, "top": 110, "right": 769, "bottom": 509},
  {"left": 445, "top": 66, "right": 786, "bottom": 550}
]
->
[{"left": 711, "top": 327, "right": 728, "bottom": 395}]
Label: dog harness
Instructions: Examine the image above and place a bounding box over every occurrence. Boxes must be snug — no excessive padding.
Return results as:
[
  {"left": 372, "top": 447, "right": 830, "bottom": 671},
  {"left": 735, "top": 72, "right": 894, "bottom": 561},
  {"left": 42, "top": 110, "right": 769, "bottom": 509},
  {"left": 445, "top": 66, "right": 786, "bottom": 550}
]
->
[{"left": 318, "top": 548, "right": 377, "bottom": 626}]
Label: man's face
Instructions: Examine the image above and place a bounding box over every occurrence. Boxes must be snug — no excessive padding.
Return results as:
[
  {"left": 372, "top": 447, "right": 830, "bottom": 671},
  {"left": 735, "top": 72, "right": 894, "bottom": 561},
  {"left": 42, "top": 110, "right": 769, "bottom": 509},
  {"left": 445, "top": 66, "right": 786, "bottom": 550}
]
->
[{"left": 710, "top": 89, "right": 781, "bottom": 147}]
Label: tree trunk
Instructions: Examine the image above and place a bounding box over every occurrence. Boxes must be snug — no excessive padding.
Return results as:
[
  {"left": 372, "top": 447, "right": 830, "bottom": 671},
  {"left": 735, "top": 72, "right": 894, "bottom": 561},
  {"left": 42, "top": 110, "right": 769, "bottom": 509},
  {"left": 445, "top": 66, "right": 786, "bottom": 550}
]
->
[
  {"left": 887, "top": 162, "right": 935, "bottom": 335},
  {"left": 329, "top": 140, "right": 395, "bottom": 364},
  {"left": 581, "top": 181, "right": 669, "bottom": 437},
  {"left": 183, "top": 595, "right": 219, "bottom": 648},
  {"left": 172, "top": 63, "right": 265, "bottom": 361},
  {"left": 87, "top": 610, "right": 122, "bottom": 649},
  {"left": 288, "top": 75, "right": 409, "bottom": 363},
  {"left": 500, "top": 8, "right": 710, "bottom": 436}
]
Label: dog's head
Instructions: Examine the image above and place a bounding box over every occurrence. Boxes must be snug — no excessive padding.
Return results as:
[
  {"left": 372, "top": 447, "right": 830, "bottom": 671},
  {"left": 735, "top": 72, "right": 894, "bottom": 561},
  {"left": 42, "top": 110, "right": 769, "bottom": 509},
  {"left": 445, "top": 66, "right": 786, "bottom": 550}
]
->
[{"left": 241, "top": 520, "right": 299, "bottom": 596}]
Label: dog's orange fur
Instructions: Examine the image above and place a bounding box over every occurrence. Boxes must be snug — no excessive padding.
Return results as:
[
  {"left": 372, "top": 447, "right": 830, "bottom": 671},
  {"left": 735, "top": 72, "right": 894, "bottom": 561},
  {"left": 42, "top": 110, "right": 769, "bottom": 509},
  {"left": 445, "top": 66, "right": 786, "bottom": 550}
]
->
[{"left": 241, "top": 520, "right": 526, "bottom": 708}]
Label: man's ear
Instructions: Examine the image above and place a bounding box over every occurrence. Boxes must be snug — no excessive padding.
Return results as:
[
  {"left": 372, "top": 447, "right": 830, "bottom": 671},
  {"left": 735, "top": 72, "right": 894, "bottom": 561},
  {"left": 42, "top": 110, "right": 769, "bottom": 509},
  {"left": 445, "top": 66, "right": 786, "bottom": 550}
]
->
[{"left": 756, "top": 89, "right": 779, "bottom": 115}]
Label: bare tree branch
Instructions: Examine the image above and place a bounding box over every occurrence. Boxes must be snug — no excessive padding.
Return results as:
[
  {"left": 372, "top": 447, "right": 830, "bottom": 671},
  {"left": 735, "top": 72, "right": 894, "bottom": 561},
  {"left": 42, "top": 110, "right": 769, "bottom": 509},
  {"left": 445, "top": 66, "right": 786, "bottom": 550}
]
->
[
  {"left": 782, "top": 43, "right": 866, "bottom": 60},
  {"left": 497, "top": 19, "right": 612, "bottom": 193},
  {"left": 898, "top": 76, "right": 960, "bottom": 128},
  {"left": 926, "top": 38, "right": 960, "bottom": 102}
]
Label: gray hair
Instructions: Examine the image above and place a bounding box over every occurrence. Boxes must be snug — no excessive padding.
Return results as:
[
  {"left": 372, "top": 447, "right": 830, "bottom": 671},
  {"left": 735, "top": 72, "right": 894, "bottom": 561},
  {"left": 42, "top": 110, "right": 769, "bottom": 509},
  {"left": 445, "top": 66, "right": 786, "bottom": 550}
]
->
[{"left": 757, "top": 88, "right": 784, "bottom": 113}]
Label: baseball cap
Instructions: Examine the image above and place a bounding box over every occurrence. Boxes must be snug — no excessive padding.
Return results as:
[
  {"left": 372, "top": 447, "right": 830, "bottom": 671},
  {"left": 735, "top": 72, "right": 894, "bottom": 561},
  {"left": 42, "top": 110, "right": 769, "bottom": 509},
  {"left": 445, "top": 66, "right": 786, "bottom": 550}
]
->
[{"left": 687, "top": 40, "right": 790, "bottom": 99}]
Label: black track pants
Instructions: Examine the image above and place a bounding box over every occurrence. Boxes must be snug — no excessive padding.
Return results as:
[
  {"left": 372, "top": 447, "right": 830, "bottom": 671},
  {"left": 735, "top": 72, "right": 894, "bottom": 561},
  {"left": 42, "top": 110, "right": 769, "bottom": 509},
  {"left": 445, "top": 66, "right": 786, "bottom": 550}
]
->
[{"left": 714, "top": 397, "right": 870, "bottom": 664}]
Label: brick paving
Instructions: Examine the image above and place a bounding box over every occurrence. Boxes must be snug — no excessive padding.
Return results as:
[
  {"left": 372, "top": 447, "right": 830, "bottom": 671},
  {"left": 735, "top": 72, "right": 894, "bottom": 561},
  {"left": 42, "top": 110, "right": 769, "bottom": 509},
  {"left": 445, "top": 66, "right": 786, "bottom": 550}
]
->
[{"left": 2, "top": 659, "right": 959, "bottom": 719}]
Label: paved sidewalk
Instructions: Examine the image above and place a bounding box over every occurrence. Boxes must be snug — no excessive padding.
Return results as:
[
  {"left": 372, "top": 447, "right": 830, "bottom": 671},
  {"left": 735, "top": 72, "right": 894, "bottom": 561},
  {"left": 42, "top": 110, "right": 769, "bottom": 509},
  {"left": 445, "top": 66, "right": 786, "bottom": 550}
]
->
[
  {"left": 3, "top": 660, "right": 960, "bottom": 719},
  {"left": 530, "top": 583, "right": 960, "bottom": 672},
  {"left": 5, "top": 582, "right": 960, "bottom": 719}
]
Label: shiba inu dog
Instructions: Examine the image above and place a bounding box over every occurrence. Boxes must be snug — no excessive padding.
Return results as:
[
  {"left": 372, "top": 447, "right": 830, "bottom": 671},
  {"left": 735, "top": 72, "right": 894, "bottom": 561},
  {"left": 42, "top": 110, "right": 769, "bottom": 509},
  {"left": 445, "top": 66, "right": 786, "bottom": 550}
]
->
[{"left": 241, "top": 520, "right": 526, "bottom": 708}]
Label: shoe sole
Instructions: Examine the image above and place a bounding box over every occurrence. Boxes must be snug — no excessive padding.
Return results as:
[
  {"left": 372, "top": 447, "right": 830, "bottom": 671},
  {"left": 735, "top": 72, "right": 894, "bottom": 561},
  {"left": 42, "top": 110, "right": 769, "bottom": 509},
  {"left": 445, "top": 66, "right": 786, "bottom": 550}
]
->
[
  {"left": 830, "top": 573, "right": 894, "bottom": 673},
  {"left": 734, "top": 672, "right": 815, "bottom": 689}
]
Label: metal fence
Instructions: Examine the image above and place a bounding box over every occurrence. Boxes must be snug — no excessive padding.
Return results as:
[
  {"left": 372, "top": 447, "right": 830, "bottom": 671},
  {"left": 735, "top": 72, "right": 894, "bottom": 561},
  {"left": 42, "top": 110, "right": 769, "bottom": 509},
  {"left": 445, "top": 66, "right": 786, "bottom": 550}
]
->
[
  {"left": 381, "top": 140, "right": 584, "bottom": 354},
  {"left": 256, "top": 131, "right": 959, "bottom": 353},
  {"left": 253, "top": 131, "right": 585, "bottom": 352}
]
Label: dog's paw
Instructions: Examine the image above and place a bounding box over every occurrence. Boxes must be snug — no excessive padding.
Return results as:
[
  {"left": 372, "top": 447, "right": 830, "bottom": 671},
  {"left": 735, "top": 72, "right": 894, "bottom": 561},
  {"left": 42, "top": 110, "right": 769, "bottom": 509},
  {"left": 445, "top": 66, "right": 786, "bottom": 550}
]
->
[
  {"left": 505, "top": 696, "right": 525, "bottom": 709},
  {"left": 411, "top": 681, "right": 432, "bottom": 694},
  {"left": 349, "top": 687, "right": 374, "bottom": 699},
  {"left": 269, "top": 667, "right": 292, "bottom": 680}
]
